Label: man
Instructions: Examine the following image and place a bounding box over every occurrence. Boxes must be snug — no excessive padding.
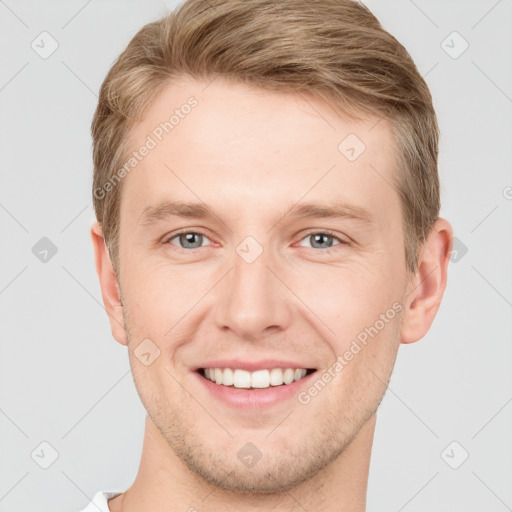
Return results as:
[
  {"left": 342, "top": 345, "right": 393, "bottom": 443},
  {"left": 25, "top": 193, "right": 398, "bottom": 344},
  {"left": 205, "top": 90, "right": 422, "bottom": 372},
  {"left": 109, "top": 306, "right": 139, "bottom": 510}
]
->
[{"left": 83, "top": 0, "right": 453, "bottom": 510}]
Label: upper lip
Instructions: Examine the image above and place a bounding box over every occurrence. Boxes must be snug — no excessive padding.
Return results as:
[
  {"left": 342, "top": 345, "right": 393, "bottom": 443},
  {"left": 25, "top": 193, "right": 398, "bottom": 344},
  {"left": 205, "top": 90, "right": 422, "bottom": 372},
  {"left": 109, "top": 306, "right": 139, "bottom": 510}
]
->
[{"left": 193, "top": 359, "right": 317, "bottom": 372}]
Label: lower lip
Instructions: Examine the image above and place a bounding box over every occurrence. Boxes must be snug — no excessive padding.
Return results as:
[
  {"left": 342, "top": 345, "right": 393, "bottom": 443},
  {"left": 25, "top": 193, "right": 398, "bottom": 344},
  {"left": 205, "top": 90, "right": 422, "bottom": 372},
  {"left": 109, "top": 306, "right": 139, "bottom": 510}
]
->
[{"left": 193, "top": 370, "right": 316, "bottom": 409}]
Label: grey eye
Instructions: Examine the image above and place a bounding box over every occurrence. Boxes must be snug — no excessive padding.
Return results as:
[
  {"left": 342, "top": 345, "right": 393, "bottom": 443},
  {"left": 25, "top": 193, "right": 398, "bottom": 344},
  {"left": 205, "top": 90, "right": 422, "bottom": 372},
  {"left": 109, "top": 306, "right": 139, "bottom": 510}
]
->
[
  {"left": 304, "top": 233, "right": 340, "bottom": 249},
  {"left": 169, "top": 232, "right": 207, "bottom": 249}
]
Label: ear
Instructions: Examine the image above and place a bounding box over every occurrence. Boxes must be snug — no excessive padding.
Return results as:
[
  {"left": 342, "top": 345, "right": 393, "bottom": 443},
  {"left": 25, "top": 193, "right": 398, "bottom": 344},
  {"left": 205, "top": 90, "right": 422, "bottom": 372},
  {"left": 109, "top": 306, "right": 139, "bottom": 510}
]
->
[
  {"left": 90, "top": 221, "right": 127, "bottom": 346},
  {"left": 400, "top": 217, "right": 453, "bottom": 344}
]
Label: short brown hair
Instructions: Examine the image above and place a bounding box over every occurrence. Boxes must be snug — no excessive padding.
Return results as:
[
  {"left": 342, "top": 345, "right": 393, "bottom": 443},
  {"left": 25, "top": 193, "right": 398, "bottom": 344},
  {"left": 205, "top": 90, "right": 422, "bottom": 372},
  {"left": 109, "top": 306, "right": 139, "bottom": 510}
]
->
[{"left": 91, "top": 0, "right": 440, "bottom": 276}]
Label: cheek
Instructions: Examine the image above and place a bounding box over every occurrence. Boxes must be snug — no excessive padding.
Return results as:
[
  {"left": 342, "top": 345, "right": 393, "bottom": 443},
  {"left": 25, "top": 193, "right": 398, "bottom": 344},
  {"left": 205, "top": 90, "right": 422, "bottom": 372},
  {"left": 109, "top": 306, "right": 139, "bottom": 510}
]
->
[
  {"left": 122, "top": 243, "right": 404, "bottom": 354},
  {"left": 291, "top": 258, "right": 399, "bottom": 340},
  {"left": 129, "top": 357, "right": 181, "bottom": 429},
  {"left": 123, "top": 260, "right": 205, "bottom": 330}
]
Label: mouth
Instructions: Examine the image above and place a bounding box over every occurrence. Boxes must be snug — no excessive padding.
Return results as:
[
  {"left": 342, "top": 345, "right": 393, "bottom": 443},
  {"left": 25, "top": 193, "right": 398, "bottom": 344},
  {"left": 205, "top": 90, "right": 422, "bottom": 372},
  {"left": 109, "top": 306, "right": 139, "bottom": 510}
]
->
[{"left": 198, "top": 367, "right": 317, "bottom": 389}]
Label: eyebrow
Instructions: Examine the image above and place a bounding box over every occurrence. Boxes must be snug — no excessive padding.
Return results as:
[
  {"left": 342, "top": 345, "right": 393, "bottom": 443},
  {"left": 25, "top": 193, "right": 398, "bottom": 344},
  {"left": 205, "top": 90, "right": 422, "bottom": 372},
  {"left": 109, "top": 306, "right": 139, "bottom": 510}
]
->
[
  {"left": 137, "top": 200, "right": 375, "bottom": 226},
  {"left": 138, "top": 201, "right": 214, "bottom": 226}
]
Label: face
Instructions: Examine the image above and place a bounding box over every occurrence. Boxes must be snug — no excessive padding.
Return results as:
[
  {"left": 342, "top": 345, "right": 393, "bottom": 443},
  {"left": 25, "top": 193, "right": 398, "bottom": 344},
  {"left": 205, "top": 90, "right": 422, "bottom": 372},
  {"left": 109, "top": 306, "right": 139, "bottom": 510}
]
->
[{"left": 113, "top": 75, "right": 410, "bottom": 492}]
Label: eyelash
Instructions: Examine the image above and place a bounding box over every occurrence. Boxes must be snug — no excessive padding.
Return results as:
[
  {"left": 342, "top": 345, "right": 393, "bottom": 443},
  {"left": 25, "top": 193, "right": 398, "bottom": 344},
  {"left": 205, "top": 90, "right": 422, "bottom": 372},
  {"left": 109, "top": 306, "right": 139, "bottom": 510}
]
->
[
  {"left": 164, "top": 229, "right": 348, "bottom": 254},
  {"left": 297, "top": 230, "right": 348, "bottom": 254}
]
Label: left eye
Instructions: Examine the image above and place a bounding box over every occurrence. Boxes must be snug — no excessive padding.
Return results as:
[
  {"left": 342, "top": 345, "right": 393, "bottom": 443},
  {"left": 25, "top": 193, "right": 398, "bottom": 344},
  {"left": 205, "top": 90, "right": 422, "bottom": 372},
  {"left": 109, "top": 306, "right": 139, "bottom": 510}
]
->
[
  {"left": 167, "top": 232, "right": 211, "bottom": 249},
  {"left": 297, "top": 232, "right": 344, "bottom": 250}
]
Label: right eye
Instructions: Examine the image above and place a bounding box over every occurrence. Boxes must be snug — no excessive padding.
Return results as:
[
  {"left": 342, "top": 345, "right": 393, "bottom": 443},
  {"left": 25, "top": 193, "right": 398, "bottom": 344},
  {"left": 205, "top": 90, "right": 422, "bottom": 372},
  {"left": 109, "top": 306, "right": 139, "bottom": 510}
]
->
[{"left": 165, "top": 231, "right": 213, "bottom": 250}]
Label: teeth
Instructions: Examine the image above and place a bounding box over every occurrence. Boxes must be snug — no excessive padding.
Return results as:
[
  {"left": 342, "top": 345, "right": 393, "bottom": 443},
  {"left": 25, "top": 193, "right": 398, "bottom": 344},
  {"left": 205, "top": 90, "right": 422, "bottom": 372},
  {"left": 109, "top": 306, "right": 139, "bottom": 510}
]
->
[
  {"left": 283, "top": 368, "right": 295, "bottom": 385},
  {"left": 233, "top": 369, "right": 251, "bottom": 388},
  {"left": 270, "top": 368, "right": 284, "bottom": 386},
  {"left": 223, "top": 368, "right": 234, "bottom": 386},
  {"left": 202, "top": 367, "right": 308, "bottom": 388},
  {"left": 251, "top": 369, "right": 269, "bottom": 388}
]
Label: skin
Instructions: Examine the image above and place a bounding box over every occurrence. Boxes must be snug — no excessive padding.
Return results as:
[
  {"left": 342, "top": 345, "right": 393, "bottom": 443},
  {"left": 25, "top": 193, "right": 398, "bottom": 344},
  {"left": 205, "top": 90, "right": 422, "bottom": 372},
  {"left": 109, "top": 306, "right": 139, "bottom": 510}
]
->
[{"left": 91, "top": 75, "right": 453, "bottom": 512}]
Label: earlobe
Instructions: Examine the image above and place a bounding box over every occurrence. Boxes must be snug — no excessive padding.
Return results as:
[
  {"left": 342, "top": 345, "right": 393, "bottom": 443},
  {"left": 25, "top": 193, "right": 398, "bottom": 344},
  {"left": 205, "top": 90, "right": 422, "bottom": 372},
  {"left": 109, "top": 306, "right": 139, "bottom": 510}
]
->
[
  {"left": 90, "top": 221, "right": 127, "bottom": 346},
  {"left": 400, "top": 218, "right": 453, "bottom": 344}
]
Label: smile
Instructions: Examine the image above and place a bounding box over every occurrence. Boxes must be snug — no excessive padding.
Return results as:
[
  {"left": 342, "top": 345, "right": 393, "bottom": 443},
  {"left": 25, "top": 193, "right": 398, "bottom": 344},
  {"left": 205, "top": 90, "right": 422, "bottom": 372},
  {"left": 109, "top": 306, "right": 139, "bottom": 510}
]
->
[{"left": 200, "top": 367, "right": 316, "bottom": 389}]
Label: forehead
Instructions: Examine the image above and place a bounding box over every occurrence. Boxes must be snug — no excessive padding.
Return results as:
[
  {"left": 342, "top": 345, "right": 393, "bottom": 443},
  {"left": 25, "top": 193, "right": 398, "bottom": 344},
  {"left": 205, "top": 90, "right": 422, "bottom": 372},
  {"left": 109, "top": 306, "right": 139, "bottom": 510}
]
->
[{"left": 121, "top": 75, "right": 399, "bottom": 227}]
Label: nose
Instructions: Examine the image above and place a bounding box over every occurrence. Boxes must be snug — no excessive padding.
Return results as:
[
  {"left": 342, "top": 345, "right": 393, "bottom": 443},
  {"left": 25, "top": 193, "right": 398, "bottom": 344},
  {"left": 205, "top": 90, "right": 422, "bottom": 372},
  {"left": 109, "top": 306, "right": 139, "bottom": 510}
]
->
[{"left": 213, "top": 243, "right": 292, "bottom": 341}]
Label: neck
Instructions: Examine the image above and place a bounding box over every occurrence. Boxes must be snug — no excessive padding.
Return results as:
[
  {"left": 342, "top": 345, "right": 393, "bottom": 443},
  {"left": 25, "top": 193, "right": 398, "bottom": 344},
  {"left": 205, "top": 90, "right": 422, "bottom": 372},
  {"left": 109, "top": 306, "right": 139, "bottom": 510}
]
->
[{"left": 109, "top": 413, "right": 376, "bottom": 512}]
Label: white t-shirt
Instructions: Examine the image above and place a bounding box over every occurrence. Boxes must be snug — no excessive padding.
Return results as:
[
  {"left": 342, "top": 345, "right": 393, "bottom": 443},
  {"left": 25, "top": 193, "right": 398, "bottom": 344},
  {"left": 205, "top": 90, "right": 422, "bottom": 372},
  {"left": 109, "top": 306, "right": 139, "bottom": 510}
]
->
[{"left": 78, "top": 490, "right": 123, "bottom": 512}]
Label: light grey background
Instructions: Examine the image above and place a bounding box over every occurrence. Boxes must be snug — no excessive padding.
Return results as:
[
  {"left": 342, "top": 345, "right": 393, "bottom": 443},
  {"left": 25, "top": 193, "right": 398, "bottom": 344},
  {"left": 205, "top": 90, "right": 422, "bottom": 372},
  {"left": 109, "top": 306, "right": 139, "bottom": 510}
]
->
[{"left": 0, "top": 1, "right": 511, "bottom": 511}]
